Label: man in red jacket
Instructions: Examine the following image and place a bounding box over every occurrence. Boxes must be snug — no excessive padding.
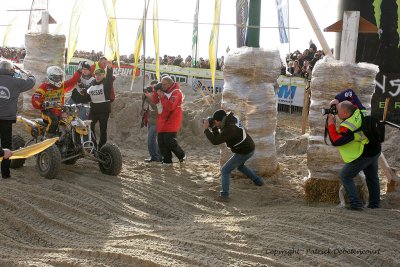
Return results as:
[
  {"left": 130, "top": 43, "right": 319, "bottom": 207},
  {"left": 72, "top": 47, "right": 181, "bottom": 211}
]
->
[{"left": 150, "top": 76, "right": 186, "bottom": 165}]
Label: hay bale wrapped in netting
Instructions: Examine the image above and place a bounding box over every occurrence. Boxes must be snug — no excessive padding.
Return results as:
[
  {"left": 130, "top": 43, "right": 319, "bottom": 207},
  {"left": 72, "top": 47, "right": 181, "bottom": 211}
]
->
[
  {"left": 305, "top": 57, "right": 379, "bottom": 202},
  {"left": 22, "top": 33, "right": 66, "bottom": 116},
  {"left": 221, "top": 47, "right": 281, "bottom": 177}
]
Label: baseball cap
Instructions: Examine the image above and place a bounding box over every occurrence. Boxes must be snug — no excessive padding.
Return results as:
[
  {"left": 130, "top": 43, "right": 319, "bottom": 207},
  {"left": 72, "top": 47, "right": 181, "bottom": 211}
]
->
[
  {"left": 212, "top": 109, "right": 227, "bottom": 121},
  {"left": 94, "top": 68, "right": 105, "bottom": 75}
]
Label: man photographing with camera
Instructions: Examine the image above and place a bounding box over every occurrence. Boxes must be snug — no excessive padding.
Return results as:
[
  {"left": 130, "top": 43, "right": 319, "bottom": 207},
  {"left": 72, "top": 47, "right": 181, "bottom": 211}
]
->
[
  {"left": 204, "top": 109, "right": 265, "bottom": 202},
  {"left": 326, "top": 89, "right": 381, "bottom": 211}
]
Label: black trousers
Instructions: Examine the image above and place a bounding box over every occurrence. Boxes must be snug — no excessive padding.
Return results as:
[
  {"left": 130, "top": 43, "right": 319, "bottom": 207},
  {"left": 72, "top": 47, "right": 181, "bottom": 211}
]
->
[
  {"left": 157, "top": 132, "right": 185, "bottom": 163},
  {"left": 90, "top": 112, "right": 110, "bottom": 149},
  {"left": 0, "top": 120, "right": 12, "bottom": 177}
]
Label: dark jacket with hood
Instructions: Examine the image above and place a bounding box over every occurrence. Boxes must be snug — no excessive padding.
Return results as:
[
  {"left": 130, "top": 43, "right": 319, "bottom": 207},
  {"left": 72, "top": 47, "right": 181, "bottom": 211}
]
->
[
  {"left": 0, "top": 69, "right": 36, "bottom": 121},
  {"left": 204, "top": 112, "right": 255, "bottom": 154}
]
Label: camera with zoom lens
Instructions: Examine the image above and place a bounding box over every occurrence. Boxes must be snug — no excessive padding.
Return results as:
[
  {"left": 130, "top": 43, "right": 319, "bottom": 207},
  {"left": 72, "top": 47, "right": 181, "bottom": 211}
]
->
[
  {"left": 321, "top": 104, "right": 338, "bottom": 116},
  {"left": 203, "top": 117, "right": 214, "bottom": 127},
  {"left": 143, "top": 86, "right": 153, "bottom": 93}
]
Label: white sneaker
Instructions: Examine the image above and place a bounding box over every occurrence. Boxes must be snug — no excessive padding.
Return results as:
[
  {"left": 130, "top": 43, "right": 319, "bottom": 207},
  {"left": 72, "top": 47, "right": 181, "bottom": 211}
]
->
[{"left": 179, "top": 154, "right": 187, "bottom": 164}]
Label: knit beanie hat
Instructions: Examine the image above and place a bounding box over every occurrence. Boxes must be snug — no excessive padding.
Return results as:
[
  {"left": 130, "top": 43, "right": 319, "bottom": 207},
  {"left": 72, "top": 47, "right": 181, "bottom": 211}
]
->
[{"left": 212, "top": 109, "right": 227, "bottom": 121}]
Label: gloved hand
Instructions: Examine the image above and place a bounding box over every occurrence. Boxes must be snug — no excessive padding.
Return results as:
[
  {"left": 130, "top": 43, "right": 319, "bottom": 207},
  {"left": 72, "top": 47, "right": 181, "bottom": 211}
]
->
[{"left": 77, "top": 61, "right": 85, "bottom": 72}]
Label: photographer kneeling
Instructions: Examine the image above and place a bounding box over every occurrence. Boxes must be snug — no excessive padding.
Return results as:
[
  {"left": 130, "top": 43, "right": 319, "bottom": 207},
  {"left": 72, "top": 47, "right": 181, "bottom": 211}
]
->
[
  {"left": 204, "top": 109, "right": 265, "bottom": 202},
  {"left": 327, "top": 89, "right": 381, "bottom": 211}
]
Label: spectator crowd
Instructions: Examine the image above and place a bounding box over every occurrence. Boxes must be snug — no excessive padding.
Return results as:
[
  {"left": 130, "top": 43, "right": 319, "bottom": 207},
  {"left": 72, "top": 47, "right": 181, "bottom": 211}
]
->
[
  {"left": 0, "top": 47, "right": 26, "bottom": 63},
  {"left": 282, "top": 43, "right": 325, "bottom": 80}
]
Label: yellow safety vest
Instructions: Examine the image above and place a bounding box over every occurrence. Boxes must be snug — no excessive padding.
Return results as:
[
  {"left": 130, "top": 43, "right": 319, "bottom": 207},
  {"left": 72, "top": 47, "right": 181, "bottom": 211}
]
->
[{"left": 337, "top": 109, "right": 369, "bottom": 163}]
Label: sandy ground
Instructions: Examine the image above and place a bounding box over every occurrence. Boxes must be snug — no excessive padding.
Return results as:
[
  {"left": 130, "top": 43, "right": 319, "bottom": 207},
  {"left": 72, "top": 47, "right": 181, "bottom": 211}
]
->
[{"left": 1, "top": 83, "right": 400, "bottom": 267}]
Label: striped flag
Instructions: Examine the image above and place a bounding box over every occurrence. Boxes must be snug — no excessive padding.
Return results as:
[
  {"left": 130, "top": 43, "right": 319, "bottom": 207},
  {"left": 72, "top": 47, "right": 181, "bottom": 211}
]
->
[
  {"left": 192, "top": 0, "right": 200, "bottom": 67},
  {"left": 275, "top": 0, "right": 289, "bottom": 43},
  {"left": 131, "top": 0, "right": 150, "bottom": 90},
  {"left": 66, "top": 0, "right": 84, "bottom": 64},
  {"left": 208, "top": 0, "right": 221, "bottom": 96},
  {"left": 153, "top": 0, "right": 160, "bottom": 80},
  {"left": 102, "top": 0, "right": 120, "bottom": 66},
  {"left": 236, "top": 0, "right": 248, "bottom": 48}
]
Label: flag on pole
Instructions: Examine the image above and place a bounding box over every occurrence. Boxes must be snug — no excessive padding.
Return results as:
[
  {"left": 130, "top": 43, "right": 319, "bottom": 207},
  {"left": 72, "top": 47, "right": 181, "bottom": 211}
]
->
[
  {"left": 236, "top": 0, "right": 248, "bottom": 48},
  {"left": 192, "top": 0, "right": 200, "bottom": 68},
  {"left": 153, "top": 0, "right": 160, "bottom": 80},
  {"left": 130, "top": 0, "right": 150, "bottom": 90},
  {"left": 275, "top": 0, "right": 289, "bottom": 43},
  {"left": 208, "top": 0, "right": 221, "bottom": 96},
  {"left": 3, "top": 17, "right": 17, "bottom": 47},
  {"left": 102, "top": 0, "right": 120, "bottom": 66},
  {"left": 66, "top": 0, "right": 83, "bottom": 64}
]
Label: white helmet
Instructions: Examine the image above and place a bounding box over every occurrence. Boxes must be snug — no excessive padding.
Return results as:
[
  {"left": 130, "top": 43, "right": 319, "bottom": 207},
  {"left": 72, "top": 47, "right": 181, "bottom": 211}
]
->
[{"left": 46, "top": 66, "right": 64, "bottom": 87}]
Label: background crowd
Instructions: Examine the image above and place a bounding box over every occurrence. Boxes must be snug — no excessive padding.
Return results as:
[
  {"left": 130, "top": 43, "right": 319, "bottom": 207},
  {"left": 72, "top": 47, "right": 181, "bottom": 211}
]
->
[
  {"left": 283, "top": 43, "right": 324, "bottom": 80},
  {"left": 0, "top": 44, "right": 323, "bottom": 76}
]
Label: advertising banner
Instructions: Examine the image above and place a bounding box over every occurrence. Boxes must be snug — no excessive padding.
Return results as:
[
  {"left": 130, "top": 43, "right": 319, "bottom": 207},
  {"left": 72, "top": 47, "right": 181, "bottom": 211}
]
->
[{"left": 276, "top": 76, "right": 305, "bottom": 107}]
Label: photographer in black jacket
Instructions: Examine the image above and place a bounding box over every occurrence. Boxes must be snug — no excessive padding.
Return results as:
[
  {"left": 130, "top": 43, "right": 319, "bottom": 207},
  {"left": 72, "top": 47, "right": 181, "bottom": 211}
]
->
[
  {"left": 0, "top": 60, "right": 35, "bottom": 178},
  {"left": 204, "top": 109, "right": 264, "bottom": 202}
]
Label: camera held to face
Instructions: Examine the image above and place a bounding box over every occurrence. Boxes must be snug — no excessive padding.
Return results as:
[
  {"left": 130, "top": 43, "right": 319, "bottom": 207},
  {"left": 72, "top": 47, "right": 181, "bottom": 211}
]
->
[
  {"left": 143, "top": 86, "right": 153, "bottom": 93},
  {"left": 203, "top": 117, "right": 214, "bottom": 128},
  {"left": 321, "top": 104, "right": 338, "bottom": 116}
]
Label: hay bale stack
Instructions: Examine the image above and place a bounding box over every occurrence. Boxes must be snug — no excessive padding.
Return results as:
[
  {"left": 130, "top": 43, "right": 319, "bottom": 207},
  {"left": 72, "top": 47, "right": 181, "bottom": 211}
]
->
[
  {"left": 222, "top": 47, "right": 281, "bottom": 176},
  {"left": 22, "top": 33, "right": 66, "bottom": 116},
  {"left": 305, "top": 57, "right": 379, "bottom": 202}
]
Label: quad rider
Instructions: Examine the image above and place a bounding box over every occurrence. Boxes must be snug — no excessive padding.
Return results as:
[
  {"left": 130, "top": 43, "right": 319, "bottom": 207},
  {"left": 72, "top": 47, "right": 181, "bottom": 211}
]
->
[{"left": 32, "top": 65, "right": 82, "bottom": 137}]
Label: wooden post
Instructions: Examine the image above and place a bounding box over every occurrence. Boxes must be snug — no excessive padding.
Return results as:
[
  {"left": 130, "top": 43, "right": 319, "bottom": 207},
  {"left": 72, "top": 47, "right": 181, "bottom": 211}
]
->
[
  {"left": 301, "top": 80, "right": 311, "bottom": 134},
  {"left": 340, "top": 11, "right": 360, "bottom": 64},
  {"left": 41, "top": 11, "right": 49, "bottom": 34},
  {"left": 383, "top": 97, "right": 390, "bottom": 121},
  {"left": 298, "top": 0, "right": 333, "bottom": 57}
]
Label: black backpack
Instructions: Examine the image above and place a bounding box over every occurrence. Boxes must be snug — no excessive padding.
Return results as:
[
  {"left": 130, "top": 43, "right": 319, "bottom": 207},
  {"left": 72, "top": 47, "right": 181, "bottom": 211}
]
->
[{"left": 357, "top": 112, "right": 385, "bottom": 143}]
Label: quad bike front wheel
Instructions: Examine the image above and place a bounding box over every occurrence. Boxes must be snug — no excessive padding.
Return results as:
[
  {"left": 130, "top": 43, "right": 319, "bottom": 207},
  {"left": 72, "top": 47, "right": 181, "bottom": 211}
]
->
[
  {"left": 98, "top": 143, "right": 122, "bottom": 176},
  {"left": 36, "top": 145, "right": 61, "bottom": 179},
  {"left": 10, "top": 135, "right": 26, "bottom": 169}
]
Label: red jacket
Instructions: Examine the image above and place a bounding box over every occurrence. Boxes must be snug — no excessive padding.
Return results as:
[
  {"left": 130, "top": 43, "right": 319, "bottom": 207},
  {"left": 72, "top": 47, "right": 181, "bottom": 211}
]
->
[
  {"left": 32, "top": 70, "right": 81, "bottom": 116},
  {"left": 152, "top": 82, "right": 183, "bottom": 132}
]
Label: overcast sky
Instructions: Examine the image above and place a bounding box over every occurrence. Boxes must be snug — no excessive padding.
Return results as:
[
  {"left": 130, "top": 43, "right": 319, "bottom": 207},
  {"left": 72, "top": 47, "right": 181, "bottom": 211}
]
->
[{"left": 0, "top": 0, "right": 340, "bottom": 59}]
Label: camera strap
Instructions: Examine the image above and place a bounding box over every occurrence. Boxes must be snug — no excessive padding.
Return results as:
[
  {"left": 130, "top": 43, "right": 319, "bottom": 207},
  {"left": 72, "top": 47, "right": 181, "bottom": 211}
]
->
[{"left": 324, "top": 116, "right": 330, "bottom": 145}]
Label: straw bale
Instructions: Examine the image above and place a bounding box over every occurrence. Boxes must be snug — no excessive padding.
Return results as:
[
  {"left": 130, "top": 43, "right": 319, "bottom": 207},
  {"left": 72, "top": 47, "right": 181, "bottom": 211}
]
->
[
  {"left": 304, "top": 177, "right": 368, "bottom": 203},
  {"left": 221, "top": 47, "right": 281, "bottom": 176},
  {"left": 22, "top": 33, "right": 66, "bottom": 116}
]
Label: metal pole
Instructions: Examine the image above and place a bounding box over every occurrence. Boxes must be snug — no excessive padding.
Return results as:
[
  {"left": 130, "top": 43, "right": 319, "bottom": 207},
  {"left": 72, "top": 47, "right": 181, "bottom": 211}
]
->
[{"left": 143, "top": 0, "right": 146, "bottom": 89}]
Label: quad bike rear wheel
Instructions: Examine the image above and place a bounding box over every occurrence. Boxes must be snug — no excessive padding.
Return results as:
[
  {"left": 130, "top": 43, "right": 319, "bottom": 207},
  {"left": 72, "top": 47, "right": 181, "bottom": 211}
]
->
[
  {"left": 36, "top": 145, "right": 61, "bottom": 179},
  {"left": 98, "top": 143, "right": 122, "bottom": 176},
  {"left": 10, "top": 135, "right": 26, "bottom": 169}
]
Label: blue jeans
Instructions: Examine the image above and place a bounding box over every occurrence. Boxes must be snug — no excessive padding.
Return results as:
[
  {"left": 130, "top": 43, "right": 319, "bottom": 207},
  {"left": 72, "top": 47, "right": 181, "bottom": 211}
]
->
[
  {"left": 220, "top": 151, "right": 263, "bottom": 197},
  {"left": 340, "top": 153, "right": 380, "bottom": 208},
  {"left": 148, "top": 124, "right": 162, "bottom": 161}
]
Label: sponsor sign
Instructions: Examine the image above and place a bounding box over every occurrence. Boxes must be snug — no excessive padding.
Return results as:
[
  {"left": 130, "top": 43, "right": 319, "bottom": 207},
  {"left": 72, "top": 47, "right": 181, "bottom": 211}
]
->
[{"left": 276, "top": 76, "right": 305, "bottom": 107}]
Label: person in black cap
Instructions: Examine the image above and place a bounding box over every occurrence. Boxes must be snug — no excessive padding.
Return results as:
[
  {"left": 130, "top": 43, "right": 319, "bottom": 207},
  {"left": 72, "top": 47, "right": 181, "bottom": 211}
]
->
[
  {"left": 68, "top": 61, "right": 94, "bottom": 120},
  {"left": 204, "top": 109, "right": 265, "bottom": 202}
]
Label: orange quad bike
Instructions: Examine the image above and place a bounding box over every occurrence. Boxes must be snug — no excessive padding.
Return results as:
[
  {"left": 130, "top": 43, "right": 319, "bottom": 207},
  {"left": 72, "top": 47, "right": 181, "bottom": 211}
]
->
[{"left": 13, "top": 102, "right": 122, "bottom": 179}]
